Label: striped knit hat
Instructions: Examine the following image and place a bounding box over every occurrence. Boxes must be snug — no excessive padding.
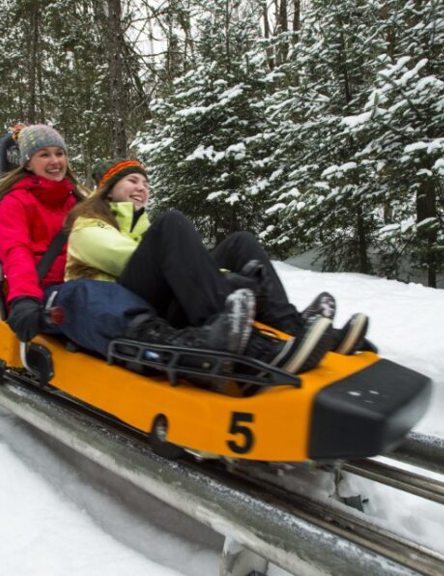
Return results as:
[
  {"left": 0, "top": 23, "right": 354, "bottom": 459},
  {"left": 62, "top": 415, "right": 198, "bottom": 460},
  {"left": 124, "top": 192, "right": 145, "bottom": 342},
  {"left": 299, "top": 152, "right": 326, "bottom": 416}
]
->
[
  {"left": 92, "top": 159, "right": 147, "bottom": 191},
  {"left": 17, "top": 124, "right": 67, "bottom": 165}
]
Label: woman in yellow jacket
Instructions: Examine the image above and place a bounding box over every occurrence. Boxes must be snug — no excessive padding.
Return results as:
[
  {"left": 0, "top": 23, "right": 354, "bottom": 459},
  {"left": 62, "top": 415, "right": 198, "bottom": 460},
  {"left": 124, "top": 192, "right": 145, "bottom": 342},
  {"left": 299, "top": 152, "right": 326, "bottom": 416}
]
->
[
  {"left": 66, "top": 163, "right": 150, "bottom": 284},
  {"left": 65, "top": 159, "right": 367, "bottom": 374}
]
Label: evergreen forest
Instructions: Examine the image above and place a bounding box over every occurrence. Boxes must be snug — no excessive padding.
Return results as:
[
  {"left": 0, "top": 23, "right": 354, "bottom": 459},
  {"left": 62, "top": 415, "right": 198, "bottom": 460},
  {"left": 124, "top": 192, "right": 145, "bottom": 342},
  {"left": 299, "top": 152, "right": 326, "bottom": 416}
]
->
[{"left": 1, "top": 0, "right": 443, "bottom": 286}]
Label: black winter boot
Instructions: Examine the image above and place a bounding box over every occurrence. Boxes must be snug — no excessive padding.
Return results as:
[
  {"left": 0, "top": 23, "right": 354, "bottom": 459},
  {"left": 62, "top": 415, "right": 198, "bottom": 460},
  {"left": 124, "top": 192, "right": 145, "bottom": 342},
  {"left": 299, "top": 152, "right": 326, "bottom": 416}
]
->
[
  {"left": 332, "top": 313, "right": 370, "bottom": 355},
  {"left": 244, "top": 317, "right": 332, "bottom": 374},
  {"left": 126, "top": 288, "right": 256, "bottom": 355}
]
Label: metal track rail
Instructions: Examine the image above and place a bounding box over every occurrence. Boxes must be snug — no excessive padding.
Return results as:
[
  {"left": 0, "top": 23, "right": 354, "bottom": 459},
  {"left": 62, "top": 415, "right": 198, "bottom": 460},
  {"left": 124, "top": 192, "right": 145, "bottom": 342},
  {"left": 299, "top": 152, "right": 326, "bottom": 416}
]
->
[
  {"left": 227, "top": 463, "right": 444, "bottom": 576},
  {"left": 1, "top": 377, "right": 443, "bottom": 576},
  {"left": 392, "top": 432, "right": 444, "bottom": 476},
  {"left": 343, "top": 458, "right": 444, "bottom": 505}
]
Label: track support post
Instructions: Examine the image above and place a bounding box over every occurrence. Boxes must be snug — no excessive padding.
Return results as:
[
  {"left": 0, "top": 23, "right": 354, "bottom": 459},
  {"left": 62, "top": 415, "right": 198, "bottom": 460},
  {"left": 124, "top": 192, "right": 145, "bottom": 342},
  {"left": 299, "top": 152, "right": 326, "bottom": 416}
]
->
[{"left": 220, "top": 536, "right": 268, "bottom": 576}]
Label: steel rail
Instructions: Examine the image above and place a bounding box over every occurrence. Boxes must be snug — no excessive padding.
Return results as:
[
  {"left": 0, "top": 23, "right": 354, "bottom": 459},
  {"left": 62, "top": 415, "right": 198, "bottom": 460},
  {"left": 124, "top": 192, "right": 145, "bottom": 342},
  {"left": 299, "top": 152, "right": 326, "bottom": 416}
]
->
[
  {"left": 0, "top": 376, "right": 442, "bottom": 576},
  {"left": 228, "top": 463, "right": 444, "bottom": 576},
  {"left": 342, "top": 458, "right": 444, "bottom": 505},
  {"left": 391, "top": 432, "right": 444, "bottom": 476}
]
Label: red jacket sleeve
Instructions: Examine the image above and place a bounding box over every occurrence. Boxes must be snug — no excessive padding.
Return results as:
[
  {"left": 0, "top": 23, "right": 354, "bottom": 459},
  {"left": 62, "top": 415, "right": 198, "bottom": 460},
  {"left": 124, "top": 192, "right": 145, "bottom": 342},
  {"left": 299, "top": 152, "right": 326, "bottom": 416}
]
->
[{"left": 0, "top": 193, "right": 43, "bottom": 303}]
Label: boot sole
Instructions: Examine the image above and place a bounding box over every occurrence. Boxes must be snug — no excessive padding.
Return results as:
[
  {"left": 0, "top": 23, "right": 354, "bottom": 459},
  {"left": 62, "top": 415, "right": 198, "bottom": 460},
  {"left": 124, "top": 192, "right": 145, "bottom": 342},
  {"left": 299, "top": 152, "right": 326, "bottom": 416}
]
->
[
  {"left": 225, "top": 289, "right": 256, "bottom": 354},
  {"left": 281, "top": 317, "right": 332, "bottom": 374},
  {"left": 301, "top": 291, "right": 337, "bottom": 322},
  {"left": 335, "top": 313, "right": 369, "bottom": 355}
]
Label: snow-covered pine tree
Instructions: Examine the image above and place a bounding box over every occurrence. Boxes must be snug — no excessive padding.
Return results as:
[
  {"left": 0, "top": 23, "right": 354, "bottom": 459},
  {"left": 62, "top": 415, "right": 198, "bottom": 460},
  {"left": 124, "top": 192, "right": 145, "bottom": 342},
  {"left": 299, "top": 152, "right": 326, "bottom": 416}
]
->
[
  {"left": 343, "top": 0, "right": 444, "bottom": 286},
  {"left": 0, "top": 0, "right": 152, "bottom": 180},
  {"left": 134, "top": 0, "right": 271, "bottom": 244},
  {"left": 260, "top": 0, "right": 387, "bottom": 270},
  {"left": 44, "top": 0, "right": 116, "bottom": 177},
  {"left": 0, "top": 0, "right": 43, "bottom": 126}
]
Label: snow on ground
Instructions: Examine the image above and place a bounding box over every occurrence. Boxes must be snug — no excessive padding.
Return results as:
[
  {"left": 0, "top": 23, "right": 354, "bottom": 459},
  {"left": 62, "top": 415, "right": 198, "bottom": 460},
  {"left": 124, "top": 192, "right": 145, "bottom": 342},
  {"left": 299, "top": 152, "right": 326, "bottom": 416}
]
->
[
  {"left": 277, "top": 262, "right": 444, "bottom": 434},
  {"left": 1, "top": 264, "right": 444, "bottom": 575},
  {"left": 0, "top": 440, "right": 185, "bottom": 576}
]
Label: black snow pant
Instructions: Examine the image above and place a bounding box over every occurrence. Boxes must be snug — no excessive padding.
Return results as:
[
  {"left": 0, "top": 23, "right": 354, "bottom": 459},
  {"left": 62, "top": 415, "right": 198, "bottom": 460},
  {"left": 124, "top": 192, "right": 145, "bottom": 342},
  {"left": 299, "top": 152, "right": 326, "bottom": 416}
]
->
[
  {"left": 212, "top": 231, "right": 303, "bottom": 334},
  {"left": 118, "top": 210, "right": 303, "bottom": 334}
]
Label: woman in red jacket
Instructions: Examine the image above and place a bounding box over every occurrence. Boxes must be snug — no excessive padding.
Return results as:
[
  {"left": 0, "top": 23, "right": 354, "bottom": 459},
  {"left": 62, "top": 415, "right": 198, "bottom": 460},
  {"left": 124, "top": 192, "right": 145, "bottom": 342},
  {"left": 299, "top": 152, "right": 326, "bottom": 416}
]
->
[{"left": 0, "top": 125, "right": 84, "bottom": 340}]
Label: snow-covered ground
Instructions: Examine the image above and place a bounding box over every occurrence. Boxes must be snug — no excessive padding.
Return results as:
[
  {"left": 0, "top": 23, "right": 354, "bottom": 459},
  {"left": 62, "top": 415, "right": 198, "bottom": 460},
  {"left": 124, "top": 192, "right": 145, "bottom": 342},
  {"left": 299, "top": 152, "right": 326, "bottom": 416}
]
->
[{"left": 1, "top": 263, "right": 443, "bottom": 575}]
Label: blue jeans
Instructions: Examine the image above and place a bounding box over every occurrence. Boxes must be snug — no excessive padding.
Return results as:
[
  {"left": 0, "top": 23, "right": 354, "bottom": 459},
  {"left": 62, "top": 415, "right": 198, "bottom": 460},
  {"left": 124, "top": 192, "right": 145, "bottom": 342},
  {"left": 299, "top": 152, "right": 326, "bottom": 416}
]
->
[{"left": 43, "top": 279, "right": 154, "bottom": 357}]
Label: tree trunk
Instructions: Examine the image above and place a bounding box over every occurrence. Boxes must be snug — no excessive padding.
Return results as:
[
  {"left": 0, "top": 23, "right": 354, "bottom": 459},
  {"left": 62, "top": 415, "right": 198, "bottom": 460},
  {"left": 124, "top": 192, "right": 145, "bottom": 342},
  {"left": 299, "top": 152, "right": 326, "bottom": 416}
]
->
[
  {"left": 336, "top": 13, "right": 352, "bottom": 105},
  {"left": 277, "top": 0, "right": 289, "bottom": 62},
  {"left": 292, "top": 0, "right": 300, "bottom": 34},
  {"left": 106, "top": 0, "right": 127, "bottom": 157},
  {"left": 357, "top": 206, "right": 370, "bottom": 274},
  {"left": 263, "top": 1, "right": 274, "bottom": 69},
  {"left": 224, "top": 0, "right": 231, "bottom": 66},
  {"left": 416, "top": 180, "right": 438, "bottom": 288},
  {"left": 27, "top": 2, "right": 39, "bottom": 123}
]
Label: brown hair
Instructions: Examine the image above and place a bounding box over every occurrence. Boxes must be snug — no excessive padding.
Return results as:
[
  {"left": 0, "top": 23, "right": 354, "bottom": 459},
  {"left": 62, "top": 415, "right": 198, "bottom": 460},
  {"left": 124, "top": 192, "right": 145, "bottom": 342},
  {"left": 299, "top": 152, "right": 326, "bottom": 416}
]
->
[
  {"left": 63, "top": 180, "right": 120, "bottom": 280},
  {"left": 64, "top": 179, "right": 119, "bottom": 233}
]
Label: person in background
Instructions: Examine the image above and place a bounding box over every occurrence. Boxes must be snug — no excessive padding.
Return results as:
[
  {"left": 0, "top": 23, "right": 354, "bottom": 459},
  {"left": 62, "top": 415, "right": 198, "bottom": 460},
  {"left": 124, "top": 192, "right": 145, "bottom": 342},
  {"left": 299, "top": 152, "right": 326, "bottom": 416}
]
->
[
  {"left": 0, "top": 123, "right": 22, "bottom": 175},
  {"left": 0, "top": 125, "right": 254, "bottom": 361}
]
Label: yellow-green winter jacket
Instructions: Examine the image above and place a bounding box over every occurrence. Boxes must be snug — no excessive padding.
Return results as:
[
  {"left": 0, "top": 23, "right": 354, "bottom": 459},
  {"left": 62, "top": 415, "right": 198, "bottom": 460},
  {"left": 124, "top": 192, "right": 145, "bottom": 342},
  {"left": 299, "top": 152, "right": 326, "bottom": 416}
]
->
[{"left": 65, "top": 202, "right": 150, "bottom": 282}]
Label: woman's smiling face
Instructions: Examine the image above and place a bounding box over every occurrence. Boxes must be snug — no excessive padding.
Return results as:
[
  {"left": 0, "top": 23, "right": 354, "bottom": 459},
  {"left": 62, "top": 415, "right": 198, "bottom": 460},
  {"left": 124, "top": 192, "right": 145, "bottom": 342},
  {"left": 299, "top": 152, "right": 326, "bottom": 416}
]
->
[
  {"left": 109, "top": 173, "right": 149, "bottom": 209},
  {"left": 26, "top": 146, "right": 68, "bottom": 181}
]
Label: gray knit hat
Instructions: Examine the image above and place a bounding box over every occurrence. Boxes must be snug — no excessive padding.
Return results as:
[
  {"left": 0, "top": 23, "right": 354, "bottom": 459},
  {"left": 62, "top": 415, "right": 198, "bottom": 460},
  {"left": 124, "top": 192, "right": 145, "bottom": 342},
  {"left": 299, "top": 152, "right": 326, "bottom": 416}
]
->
[{"left": 18, "top": 124, "right": 67, "bottom": 165}]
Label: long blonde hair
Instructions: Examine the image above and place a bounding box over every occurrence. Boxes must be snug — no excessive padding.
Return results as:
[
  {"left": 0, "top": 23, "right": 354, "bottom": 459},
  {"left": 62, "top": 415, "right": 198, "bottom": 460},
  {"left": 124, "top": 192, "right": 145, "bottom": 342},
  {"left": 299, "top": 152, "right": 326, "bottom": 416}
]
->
[{"left": 0, "top": 165, "right": 88, "bottom": 201}]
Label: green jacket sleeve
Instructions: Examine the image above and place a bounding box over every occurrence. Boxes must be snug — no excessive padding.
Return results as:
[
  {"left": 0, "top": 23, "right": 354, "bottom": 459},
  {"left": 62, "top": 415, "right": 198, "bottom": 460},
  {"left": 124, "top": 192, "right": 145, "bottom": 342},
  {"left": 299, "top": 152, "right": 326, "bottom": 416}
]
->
[{"left": 68, "top": 218, "right": 138, "bottom": 278}]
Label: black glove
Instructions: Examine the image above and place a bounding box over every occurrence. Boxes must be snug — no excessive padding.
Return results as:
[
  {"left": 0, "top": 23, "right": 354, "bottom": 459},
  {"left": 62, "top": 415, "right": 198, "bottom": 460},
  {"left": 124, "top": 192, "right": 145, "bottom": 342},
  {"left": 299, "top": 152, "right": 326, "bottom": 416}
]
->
[
  {"left": 223, "top": 271, "right": 258, "bottom": 292},
  {"left": 224, "top": 259, "right": 268, "bottom": 298},
  {"left": 7, "top": 297, "right": 42, "bottom": 341}
]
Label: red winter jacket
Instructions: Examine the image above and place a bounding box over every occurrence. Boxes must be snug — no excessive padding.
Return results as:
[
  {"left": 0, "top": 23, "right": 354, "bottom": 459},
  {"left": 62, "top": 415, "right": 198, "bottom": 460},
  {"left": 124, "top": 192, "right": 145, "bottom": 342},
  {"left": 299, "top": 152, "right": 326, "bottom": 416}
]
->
[{"left": 0, "top": 174, "right": 76, "bottom": 304}]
